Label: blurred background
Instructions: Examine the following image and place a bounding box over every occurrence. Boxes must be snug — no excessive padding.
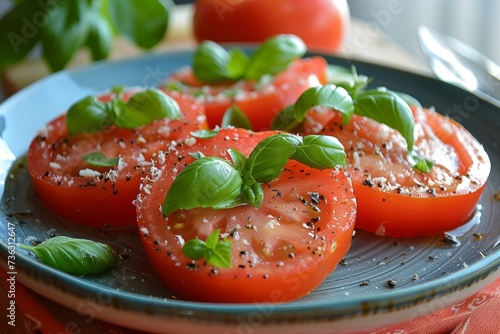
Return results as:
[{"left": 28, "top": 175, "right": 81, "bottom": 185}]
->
[{"left": 0, "top": 0, "right": 498, "bottom": 99}]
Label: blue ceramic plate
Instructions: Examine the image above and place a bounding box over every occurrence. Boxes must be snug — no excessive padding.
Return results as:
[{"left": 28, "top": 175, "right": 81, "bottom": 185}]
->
[{"left": 0, "top": 50, "right": 499, "bottom": 334}]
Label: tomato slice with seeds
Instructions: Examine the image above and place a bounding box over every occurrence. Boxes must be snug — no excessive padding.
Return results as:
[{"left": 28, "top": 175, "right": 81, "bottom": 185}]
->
[
  {"left": 27, "top": 91, "right": 208, "bottom": 228},
  {"left": 162, "top": 57, "right": 328, "bottom": 131},
  {"left": 317, "top": 106, "right": 491, "bottom": 237},
  {"left": 136, "top": 128, "right": 356, "bottom": 303}
]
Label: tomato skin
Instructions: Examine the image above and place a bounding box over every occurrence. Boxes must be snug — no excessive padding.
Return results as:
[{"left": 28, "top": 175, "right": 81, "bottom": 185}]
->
[
  {"left": 193, "top": 0, "right": 350, "bottom": 53},
  {"left": 27, "top": 92, "right": 207, "bottom": 228},
  {"left": 317, "top": 107, "right": 491, "bottom": 237},
  {"left": 136, "top": 128, "right": 356, "bottom": 303},
  {"left": 164, "top": 57, "right": 328, "bottom": 131}
]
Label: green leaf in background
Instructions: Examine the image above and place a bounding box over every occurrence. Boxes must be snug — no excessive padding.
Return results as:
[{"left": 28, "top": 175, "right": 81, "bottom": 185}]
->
[
  {"left": 83, "top": 151, "right": 120, "bottom": 167},
  {"left": 42, "top": 1, "right": 92, "bottom": 71},
  {"left": 20, "top": 236, "right": 118, "bottom": 276},
  {"left": 192, "top": 41, "right": 248, "bottom": 82},
  {"left": 108, "top": 0, "right": 172, "bottom": 49},
  {"left": 221, "top": 105, "right": 252, "bottom": 129},
  {"left": 354, "top": 89, "right": 415, "bottom": 151},
  {"left": 0, "top": 1, "right": 46, "bottom": 71},
  {"left": 244, "top": 34, "right": 307, "bottom": 80},
  {"left": 86, "top": 13, "right": 113, "bottom": 61}
]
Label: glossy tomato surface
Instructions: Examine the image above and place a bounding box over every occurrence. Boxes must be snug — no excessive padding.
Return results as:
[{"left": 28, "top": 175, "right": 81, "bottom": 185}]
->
[
  {"left": 318, "top": 107, "right": 491, "bottom": 237},
  {"left": 136, "top": 128, "right": 357, "bottom": 303},
  {"left": 193, "top": 0, "right": 350, "bottom": 53},
  {"left": 27, "top": 91, "right": 207, "bottom": 228},
  {"left": 163, "top": 57, "right": 328, "bottom": 131}
]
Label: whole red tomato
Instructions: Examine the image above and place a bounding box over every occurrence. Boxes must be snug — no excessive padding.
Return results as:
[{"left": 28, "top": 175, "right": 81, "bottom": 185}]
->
[{"left": 193, "top": 0, "right": 350, "bottom": 53}]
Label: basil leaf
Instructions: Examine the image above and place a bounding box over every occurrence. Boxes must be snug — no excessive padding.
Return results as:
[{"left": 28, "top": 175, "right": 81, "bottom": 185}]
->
[
  {"left": 227, "top": 148, "right": 247, "bottom": 174},
  {"left": 83, "top": 152, "right": 119, "bottom": 167},
  {"left": 327, "top": 65, "right": 371, "bottom": 96},
  {"left": 191, "top": 129, "right": 220, "bottom": 138},
  {"left": 20, "top": 236, "right": 117, "bottom": 276},
  {"left": 182, "top": 238, "right": 206, "bottom": 260},
  {"left": 42, "top": 1, "right": 91, "bottom": 71},
  {"left": 182, "top": 229, "right": 232, "bottom": 268},
  {"left": 293, "top": 84, "right": 354, "bottom": 125},
  {"left": 207, "top": 238, "right": 232, "bottom": 268},
  {"left": 241, "top": 182, "right": 264, "bottom": 208},
  {"left": 392, "top": 91, "right": 422, "bottom": 108},
  {"left": 193, "top": 41, "right": 248, "bottom": 82},
  {"left": 86, "top": 13, "right": 113, "bottom": 61},
  {"left": 162, "top": 157, "right": 243, "bottom": 216},
  {"left": 247, "top": 133, "right": 302, "bottom": 184},
  {"left": 66, "top": 96, "right": 112, "bottom": 136},
  {"left": 244, "top": 34, "right": 307, "bottom": 80},
  {"left": 270, "top": 105, "right": 302, "bottom": 132},
  {"left": 354, "top": 89, "right": 415, "bottom": 151},
  {"left": 221, "top": 105, "right": 252, "bottom": 130},
  {"left": 408, "top": 151, "right": 434, "bottom": 173},
  {"left": 292, "top": 135, "right": 346, "bottom": 169},
  {"left": 0, "top": 1, "right": 45, "bottom": 70},
  {"left": 114, "top": 89, "right": 181, "bottom": 129},
  {"left": 108, "top": 0, "right": 171, "bottom": 49}
]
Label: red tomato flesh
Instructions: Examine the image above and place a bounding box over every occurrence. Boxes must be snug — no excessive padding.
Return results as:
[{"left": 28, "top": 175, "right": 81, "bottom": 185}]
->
[
  {"left": 136, "top": 128, "right": 356, "bottom": 303},
  {"left": 317, "top": 107, "right": 491, "bottom": 237},
  {"left": 27, "top": 91, "right": 208, "bottom": 228},
  {"left": 162, "top": 57, "right": 328, "bottom": 131}
]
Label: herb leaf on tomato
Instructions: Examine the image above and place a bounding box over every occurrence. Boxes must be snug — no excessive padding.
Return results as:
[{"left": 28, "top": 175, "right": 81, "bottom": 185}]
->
[
  {"left": 20, "top": 236, "right": 117, "bottom": 276},
  {"left": 221, "top": 105, "right": 252, "bottom": 129},
  {"left": 192, "top": 34, "right": 306, "bottom": 83},
  {"left": 162, "top": 133, "right": 346, "bottom": 215},
  {"left": 83, "top": 152, "right": 120, "bottom": 167},
  {"left": 244, "top": 34, "right": 307, "bottom": 80},
  {"left": 66, "top": 88, "right": 180, "bottom": 135},
  {"left": 182, "top": 229, "right": 232, "bottom": 268}
]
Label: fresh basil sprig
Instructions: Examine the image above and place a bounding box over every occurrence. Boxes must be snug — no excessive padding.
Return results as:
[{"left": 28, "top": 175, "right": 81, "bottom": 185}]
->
[
  {"left": 192, "top": 34, "right": 306, "bottom": 83},
  {"left": 20, "top": 236, "right": 118, "bottom": 276},
  {"left": 221, "top": 105, "right": 252, "bottom": 130},
  {"left": 182, "top": 229, "right": 232, "bottom": 268},
  {"left": 66, "top": 88, "right": 181, "bottom": 136},
  {"left": 162, "top": 133, "right": 345, "bottom": 216},
  {"left": 272, "top": 65, "right": 434, "bottom": 173},
  {"left": 83, "top": 152, "right": 120, "bottom": 167}
]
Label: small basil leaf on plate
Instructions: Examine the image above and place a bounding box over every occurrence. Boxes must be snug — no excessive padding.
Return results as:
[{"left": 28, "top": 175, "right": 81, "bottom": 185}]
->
[
  {"left": 162, "top": 157, "right": 243, "bottom": 216},
  {"left": 292, "top": 135, "right": 346, "bottom": 169},
  {"left": 293, "top": 84, "right": 354, "bottom": 125},
  {"left": 20, "top": 236, "right": 118, "bottom": 276},
  {"left": 221, "top": 105, "right": 252, "bottom": 129},
  {"left": 241, "top": 181, "right": 264, "bottom": 208},
  {"left": 83, "top": 152, "right": 120, "bottom": 167},
  {"left": 114, "top": 89, "right": 181, "bottom": 129},
  {"left": 354, "top": 89, "right": 415, "bottom": 151},
  {"left": 227, "top": 148, "right": 247, "bottom": 174},
  {"left": 66, "top": 96, "right": 113, "bottom": 136},
  {"left": 245, "top": 34, "right": 307, "bottom": 80},
  {"left": 246, "top": 133, "right": 302, "bottom": 184}
]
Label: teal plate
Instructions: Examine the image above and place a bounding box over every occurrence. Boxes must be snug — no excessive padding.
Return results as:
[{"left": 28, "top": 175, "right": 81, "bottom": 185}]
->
[{"left": 0, "top": 50, "right": 499, "bottom": 334}]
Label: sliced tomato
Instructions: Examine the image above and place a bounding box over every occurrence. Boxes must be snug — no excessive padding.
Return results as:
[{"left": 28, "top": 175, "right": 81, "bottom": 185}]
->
[
  {"left": 136, "top": 128, "right": 356, "bottom": 303},
  {"left": 27, "top": 91, "right": 208, "bottom": 228},
  {"left": 162, "top": 57, "right": 328, "bottom": 131},
  {"left": 317, "top": 107, "right": 491, "bottom": 237}
]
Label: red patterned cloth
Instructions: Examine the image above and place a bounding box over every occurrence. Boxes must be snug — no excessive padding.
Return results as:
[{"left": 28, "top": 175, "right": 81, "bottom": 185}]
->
[{"left": 1, "top": 270, "right": 499, "bottom": 334}]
